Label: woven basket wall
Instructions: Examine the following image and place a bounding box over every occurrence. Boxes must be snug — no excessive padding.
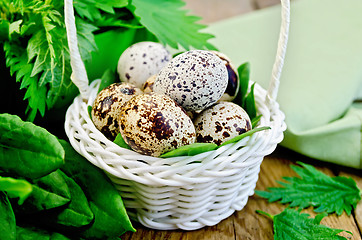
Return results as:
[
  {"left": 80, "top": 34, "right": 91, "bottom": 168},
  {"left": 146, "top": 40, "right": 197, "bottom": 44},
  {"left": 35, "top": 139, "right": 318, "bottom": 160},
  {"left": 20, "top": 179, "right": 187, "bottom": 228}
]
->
[{"left": 64, "top": 0, "right": 290, "bottom": 231}]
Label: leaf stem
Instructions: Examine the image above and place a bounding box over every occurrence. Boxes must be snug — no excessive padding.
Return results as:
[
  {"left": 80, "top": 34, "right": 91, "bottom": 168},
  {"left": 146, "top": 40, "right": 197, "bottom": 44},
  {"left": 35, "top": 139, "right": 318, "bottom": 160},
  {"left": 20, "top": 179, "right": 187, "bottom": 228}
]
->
[{"left": 256, "top": 210, "right": 274, "bottom": 221}]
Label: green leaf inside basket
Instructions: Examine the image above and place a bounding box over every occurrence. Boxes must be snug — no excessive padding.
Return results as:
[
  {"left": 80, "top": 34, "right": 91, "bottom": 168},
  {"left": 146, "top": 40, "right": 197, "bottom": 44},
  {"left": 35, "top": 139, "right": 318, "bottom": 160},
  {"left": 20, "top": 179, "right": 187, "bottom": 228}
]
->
[
  {"left": 113, "top": 133, "right": 132, "bottom": 150},
  {"left": 160, "top": 143, "right": 218, "bottom": 158},
  {"left": 219, "top": 126, "right": 271, "bottom": 147},
  {"left": 97, "top": 69, "right": 117, "bottom": 94},
  {"left": 251, "top": 115, "right": 262, "bottom": 128},
  {"left": 233, "top": 62, "right": 250, "bottom": 107},
  {"left": 161, "top": 127, "right": 270, "bottom": 158},
  {"left": 244, "top": 82, "right": 257, "bottom": 120},
  {"left": 87, "top": 106, "right": 92, "bottom": 121}
]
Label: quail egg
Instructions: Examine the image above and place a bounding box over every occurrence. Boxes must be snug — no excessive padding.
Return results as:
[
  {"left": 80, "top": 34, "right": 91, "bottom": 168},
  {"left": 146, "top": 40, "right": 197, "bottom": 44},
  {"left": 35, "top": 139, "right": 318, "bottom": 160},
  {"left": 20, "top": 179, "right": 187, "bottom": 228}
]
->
[
  {"left": 193, "top": 101, "right": 251, "bottom": 145},
  {"left": 91, "top": 82, "right": 143, "bottom": 140},
  {"left": 117, "top": 41, "right": 172, "bottom": 89},
  {"left": 119, "top": 93, "right": 196, "bottom": 157},
  {"left": 211, "top": 51, "right": 239, "bottom": 101},
  {"left": 153, "top": 50, "right": 228, "bottom": 111}
]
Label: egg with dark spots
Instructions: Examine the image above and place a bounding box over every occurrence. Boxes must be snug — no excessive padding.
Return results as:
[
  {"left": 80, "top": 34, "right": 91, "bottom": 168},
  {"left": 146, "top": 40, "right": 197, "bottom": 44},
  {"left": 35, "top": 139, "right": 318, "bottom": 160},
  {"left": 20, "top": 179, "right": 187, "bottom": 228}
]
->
[
  {"left": 193, "top": 101, "right": 251, "bottom": 145},
  {"left": 211, "top": 51, "right": 240, "bottom": 101},
  {"left": 91, "top": 82, "right": 143, "bottom": 140},
  {"left": 153, "top": 50, "right": 228, "bottom": 111},
  {"left": 119, "top": 93, "right": 196, "bottom": 157},
  {"left": 117, "top": 41, "right": 172, "bottom": 89}
]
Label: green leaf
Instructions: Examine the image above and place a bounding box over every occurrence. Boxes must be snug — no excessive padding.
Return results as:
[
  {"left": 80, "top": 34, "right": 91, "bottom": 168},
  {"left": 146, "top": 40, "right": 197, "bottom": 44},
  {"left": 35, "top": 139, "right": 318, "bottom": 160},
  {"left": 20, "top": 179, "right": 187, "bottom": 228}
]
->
[
  {"left": 233, "top": 62, "right": 250, "bottom": 107},
  {"left": 13, "top": 170, "right": 71, "bottom": 213},
  {"left": 74, "top": 0, "right": 128, "bottom": 22},
  {"left": 3, "top": 1, "right": 98, "bottom": 119},
  {"left": 160, "top": 127, "right": 270, "bottom": 158},
  {"left": 251, "top": 115, "right": 262, "bottom": 128},
  {"left": 0, "top": 177, "right": 32, "bottom": 205},
  {"left": 160, "top": 142, "right": 218, "bottom": 158},
  {"left": 0, "top": 114, "right": 64, "bottom": 179},
  {"left": 219, "top": 126, "right": 271, "bottom": 147},
  {"left": 9, "top": 20, "right": 22, "bottom": 37},
  {"left": 96, "top": 0, "right": 129, "bottom": 14},
  {"left": 59, "top": 140, "right": 135, "bottom": 238},
  {"left": 0, "top": 192, "right": 16, "bottom": 240},
  {"left": 37, "top": 170, "right": 94, "bottom": 229},
  {"left": 87, "top": 28, "right": 138, "bottom": 80},
  {"left": 88, "top": 105, "right": 93, "bottom": 120},
  {"left": 4, "top": 42, "right": 47, "bottom": 120},
  {"left": 98, "top": 68, "right": 117, "bottom": 93},
  {"left": 53, "top": 171, "right": 94, "bottom": 228},
  {"left": 95, "top": 13, "right": 143, "bottom": 29},
  {"left": 131, "top": 0, "right": 215, "bottom": 50},
  {"left": 75, "top": 18, "right": 98, "bottom": 64},
  {"left": 255, "top": 162, "right": 362, "bottom": 216},
  {"left": 16, "top": 225, "right": 71, "bottom": 240},
  {"left": 268, "top": 208, "right": 352, "bottom": 240},
  {"left": 244, "top": 83, "right": 257, "bottom": 120},
  {"left": 0, "top": 20, "right": 10, "bottom": 41},
  {"left": 114, "top": 133, "right": 132, "bottom": 150}
]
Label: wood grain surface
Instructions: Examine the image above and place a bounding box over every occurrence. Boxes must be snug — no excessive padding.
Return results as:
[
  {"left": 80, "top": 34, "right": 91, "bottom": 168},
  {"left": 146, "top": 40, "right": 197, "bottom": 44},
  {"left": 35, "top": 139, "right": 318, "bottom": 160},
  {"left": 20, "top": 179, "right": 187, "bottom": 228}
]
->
[{"left": 122, "top": 1, "right": 362, "bottom": 239}]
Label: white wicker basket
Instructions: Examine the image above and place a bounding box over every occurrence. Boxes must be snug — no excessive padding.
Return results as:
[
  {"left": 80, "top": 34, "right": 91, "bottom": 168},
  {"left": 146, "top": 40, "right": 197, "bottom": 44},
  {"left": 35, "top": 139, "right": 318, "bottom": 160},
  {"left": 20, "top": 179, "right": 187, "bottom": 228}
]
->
[{"left": 64, "top": 0, "right": 290, "bottom": 231}]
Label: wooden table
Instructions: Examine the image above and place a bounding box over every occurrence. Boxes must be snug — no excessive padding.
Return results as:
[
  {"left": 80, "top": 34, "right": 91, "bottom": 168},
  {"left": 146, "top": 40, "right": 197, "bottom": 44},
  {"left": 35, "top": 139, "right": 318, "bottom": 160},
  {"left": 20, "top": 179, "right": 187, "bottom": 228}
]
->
[{"left": 123, "top": 0, "right": 362, "bottom": 239}]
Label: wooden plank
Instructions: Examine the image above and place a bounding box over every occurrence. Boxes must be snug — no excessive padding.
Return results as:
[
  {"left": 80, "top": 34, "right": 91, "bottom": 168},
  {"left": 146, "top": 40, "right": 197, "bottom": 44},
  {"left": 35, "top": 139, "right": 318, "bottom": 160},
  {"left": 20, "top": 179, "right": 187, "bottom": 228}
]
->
[
  {"left": 183, "top": 0, "right": 255, "bottom": 24},
  {"left": 339, "top": 170, "right": 362, "bottom": 238}
]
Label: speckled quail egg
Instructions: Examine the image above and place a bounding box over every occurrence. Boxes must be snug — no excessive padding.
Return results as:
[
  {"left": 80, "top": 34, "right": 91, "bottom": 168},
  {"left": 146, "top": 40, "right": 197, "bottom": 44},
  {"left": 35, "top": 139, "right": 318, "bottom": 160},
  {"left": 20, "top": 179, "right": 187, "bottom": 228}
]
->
[
  {"left": 193, "top": 101, "right": 251, "bottom": 145},
  {"left": 153, "top": 50, "right": 228, "bottom": 111},
  {"left": 91, "top": 82, "right": 143, "bottom": 140},
  {"left": 119, "top": 93, "right": 196, "bottom": 157},
  {"left": 117, "top": 41, "right": 172, "bottom": 89},
  {"left": 211, "top": 51, "right": 240, "bottom": 101},
  {"left": 142, "top": 74, "right": 156, "bottom": 93}
]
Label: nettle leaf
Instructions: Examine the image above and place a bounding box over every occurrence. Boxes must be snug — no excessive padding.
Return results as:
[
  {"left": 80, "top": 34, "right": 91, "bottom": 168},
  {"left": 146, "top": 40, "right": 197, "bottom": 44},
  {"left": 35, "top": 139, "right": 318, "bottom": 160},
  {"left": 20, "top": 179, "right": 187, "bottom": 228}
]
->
[
  {"left": 27, "top": 23, "right": 68, "bottom": 108},
  {"left": 0, "top": 20, "right": 10, "bottom": 41},
  {"left": 256, "top": 162, "right": 362, "bottom": 216},
  {"left": 9, "top": 20, "right": 23, "bottom": 36},
  {"left": 3, "top": 41, "right": 47, "bottom": 120},
  {"left": 75, "top": 18, "right": 98, "bottom": 64},
  {"left": 3, "top": 0, "right": 98, "bottom": 119},
  {"left": 96, "top": 0, "right": 129, "bottom": 13},
  {"left": 131, "top": 0, "right": 215, "bottom": 50},
  {"left": 95, "top": 12, "right": 143, "bottom": 29},
  {"left": 258, "top": 208, "right": 352, "bottom": 240},
  {"left": 74, "top": 0, "right": 128, "bottom": 22}
]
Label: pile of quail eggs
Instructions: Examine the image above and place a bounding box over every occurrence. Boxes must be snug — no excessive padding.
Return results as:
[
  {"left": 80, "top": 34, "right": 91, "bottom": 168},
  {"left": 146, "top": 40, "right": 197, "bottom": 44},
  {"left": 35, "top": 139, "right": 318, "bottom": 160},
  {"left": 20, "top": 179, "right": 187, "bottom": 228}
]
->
[{"left": 91, "top": 41, "right": 252, "bottom": 157}]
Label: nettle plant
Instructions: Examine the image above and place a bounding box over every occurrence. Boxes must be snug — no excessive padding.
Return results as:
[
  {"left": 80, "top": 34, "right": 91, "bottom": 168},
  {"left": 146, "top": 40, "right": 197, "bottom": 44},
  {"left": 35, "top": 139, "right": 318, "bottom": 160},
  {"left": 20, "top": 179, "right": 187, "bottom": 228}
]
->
[{"left": 0, "top": 0, "right": 214, "bottom": 121}]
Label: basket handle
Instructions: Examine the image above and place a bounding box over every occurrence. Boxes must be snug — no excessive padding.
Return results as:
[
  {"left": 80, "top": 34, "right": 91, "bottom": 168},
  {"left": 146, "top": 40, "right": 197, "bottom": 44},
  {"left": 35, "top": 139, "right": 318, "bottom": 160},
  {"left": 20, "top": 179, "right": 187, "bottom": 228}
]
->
[
  {"left": 64, "top": 0, "right": 89, "bottom": 100},
  {"left": 266, "top": 0, "right": 290, "bottom": 107},
  {"left": 64, "top": 0, "right": 290, "bottom": 105}
]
